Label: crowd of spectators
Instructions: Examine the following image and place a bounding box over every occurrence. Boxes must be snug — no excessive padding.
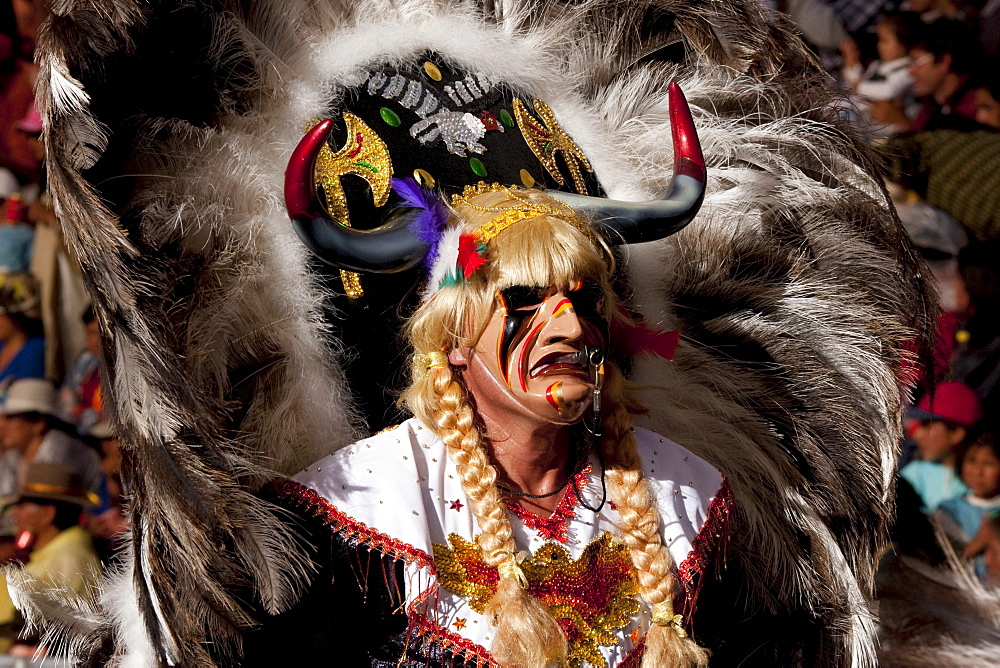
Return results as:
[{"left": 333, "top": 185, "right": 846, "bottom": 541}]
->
[
  {"left": 0, "top": 1, "right": 123, "bottom": 657},
  {"left": 783, "top": 0, "right": 1000, "bottom": 597}
]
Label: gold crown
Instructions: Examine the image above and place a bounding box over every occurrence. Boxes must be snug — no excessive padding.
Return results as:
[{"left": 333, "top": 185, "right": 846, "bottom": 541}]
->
[{"left": 451, "top": 182, "right": 583, "bottom": 244}]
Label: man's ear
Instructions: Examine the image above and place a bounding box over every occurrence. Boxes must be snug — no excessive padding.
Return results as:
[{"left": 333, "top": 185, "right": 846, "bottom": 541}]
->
[{"left": 448, "top": 347, "right": 469, "bottom": 367}]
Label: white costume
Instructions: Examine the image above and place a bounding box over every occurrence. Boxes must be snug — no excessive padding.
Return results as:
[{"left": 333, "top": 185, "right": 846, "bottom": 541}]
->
[{"left": 290, "top": 419, "right": 728, "bottom": 666}]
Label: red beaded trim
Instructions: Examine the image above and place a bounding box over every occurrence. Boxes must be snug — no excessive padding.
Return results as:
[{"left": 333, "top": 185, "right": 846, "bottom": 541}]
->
[
  {"left": 677, "top": 476, "right": 732, "bottom": 616},
  {"left": 619, "top": 639, "right": 646, "bottom": 668},
  {"left": 407, "top": 610, "right": 497, "bottom": 667},
  {"left": 406, "top": 586, "right": 497, "bottom": 667},
  {"left": 504, "top": 464, "right": 592, "bottom": 543},
  {"left": 274, "top": 479, "right": 434, "bottom": 571}
]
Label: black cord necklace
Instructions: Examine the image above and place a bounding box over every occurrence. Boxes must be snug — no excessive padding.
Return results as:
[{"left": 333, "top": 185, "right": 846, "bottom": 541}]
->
[
  {"left": 496, "top": 458, "right": 585, "bottom": 499},
  {"left": 496, "top": 427, "right": 607, "bottom": 513}
]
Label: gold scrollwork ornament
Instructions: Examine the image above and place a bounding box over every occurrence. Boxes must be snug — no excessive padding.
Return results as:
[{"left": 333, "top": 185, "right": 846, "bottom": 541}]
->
[
  {"left": 513, "top": 98, "right": 593, "bottom": 196},
  {"left": 308, "top": 112, "right": 394, "bottom": 298}
]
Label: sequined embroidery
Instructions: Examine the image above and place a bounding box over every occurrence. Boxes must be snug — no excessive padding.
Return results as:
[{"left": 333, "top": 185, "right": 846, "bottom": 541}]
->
[
  {"left": 433, "top": 532, "right": 639, "bottom": 668},
  {"left": 310, "top": 112, "right": 394, "bottom": 298},
  {"left": 513, "top": 98, "right": 593, "bottom": 195},
  {"left": 504, "top": 464, "right": 592, "bottom": 543},
  {"left": 366, "top": 71, "right": 491, "bottom": 156}
]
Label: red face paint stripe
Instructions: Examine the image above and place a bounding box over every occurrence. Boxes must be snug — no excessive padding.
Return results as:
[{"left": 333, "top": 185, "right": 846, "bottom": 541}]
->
[
  {"left": 552, "top": 298, "right": 574, "bottom": 317},
  {"left": 517, "top": 321, "right": 546, "bottom": 392},
  {"left": 546, "top": 382, "right": 563, "bottom": 411}
]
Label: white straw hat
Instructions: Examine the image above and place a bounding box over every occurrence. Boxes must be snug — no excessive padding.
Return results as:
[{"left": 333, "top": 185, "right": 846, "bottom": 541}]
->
[{"left": 1, "top": 378, "right": 58, "bottom": 417}]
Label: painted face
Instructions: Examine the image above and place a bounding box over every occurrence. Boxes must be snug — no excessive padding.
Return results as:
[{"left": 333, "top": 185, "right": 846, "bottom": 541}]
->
[
  {"left": 962, "top": 444, "right": 1000, "bottom": 499},
  {"left": 454, "top": 280, "right": 606, "bottom": 425}
]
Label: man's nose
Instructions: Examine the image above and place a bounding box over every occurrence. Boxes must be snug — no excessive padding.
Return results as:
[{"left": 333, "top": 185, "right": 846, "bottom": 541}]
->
[{"left": 542, "top": 295, "right": 584, "bottom": 343}]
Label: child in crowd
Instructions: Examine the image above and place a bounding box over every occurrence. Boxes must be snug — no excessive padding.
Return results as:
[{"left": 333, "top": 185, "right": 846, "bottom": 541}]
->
[
  {"left": 842, "top": 11, "right": 922, "bottom": 135},
  {"left": 937, "top": 432, "right": 1000, "bottom": 579},
  {"left": 0, "top": 189, "right": 34, "bottom": 274},
  {"left": 59, "top": 306, "right": 102, "bottom": 434},
  {"left": 900, "top": 381, "right": 983, "bottom": 510}
]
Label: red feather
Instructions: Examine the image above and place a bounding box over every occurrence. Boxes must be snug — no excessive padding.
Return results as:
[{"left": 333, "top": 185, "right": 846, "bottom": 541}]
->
[{"left": 457, "top": 234, "right": 487, "bottom": 278}]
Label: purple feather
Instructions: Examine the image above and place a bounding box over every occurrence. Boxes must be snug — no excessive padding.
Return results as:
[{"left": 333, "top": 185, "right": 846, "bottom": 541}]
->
[{"left": 391, "top": 177, "right": 450, "bottom": 270}]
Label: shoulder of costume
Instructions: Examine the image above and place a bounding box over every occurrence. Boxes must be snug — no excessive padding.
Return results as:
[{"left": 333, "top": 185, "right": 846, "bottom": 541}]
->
[
  {"left": 634, "top": 426, "right": 725, "bottom": 503},
  {"left": 632, "top": 426, "right": 730, "bottom": 568},
  {"left": 274, "top": 418, "right": 439, "bottom": 570}
]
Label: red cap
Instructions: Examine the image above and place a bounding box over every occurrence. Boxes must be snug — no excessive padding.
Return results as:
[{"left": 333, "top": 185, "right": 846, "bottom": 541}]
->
[
  {"left": 16, "top": 100, "right": 42, "bottom": 135},
  {"left": 911, "top": 381, "right": 983, "bottom": 427}
]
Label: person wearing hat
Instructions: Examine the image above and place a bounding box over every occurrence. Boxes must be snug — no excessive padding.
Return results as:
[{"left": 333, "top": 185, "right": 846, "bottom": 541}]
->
[
  {"left": 0, "top": 462, "right": 101, "bottom": 653},
  {"left": 87, "top": 421, "right": 127, "bottom": 561},
  {"left": 901, "top": 381, "right": 985, "bottom": 511},
  {"left": 0, "top": 378, "right": 106, "bottom": 509},
  {"left": 0, "top": 273, "right": 44, "bottom": 386}
]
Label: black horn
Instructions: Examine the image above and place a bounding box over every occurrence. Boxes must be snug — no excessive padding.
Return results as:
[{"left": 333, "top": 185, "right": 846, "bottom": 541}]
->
[
  {"left": 284, "top": 119, "right": 429, "bottom": 273},
  {"left": 549, "top": 82, "right": 706, "bottom": 244}
]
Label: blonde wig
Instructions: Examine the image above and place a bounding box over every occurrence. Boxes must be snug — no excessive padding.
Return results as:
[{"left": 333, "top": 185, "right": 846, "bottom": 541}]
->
[{"left": 403, "top": 188, "right": 708, "bottom": 667}]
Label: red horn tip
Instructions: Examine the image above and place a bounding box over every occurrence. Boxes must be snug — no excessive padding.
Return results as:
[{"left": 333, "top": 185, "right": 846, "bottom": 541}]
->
[
  {"left": 285, "top": 119, "right": 335, "bottom": 221},
  {"left": 668, "top": 83, "right": 706, "bottom": 181}
]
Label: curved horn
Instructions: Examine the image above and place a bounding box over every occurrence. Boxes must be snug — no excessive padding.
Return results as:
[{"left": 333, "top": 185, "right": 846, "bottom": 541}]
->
[
  {"left": 549, "top": 82, "right": 706, "bottom": 244},
  {"left": 284, "top": 119, "right": 429, "bottom": 273}
]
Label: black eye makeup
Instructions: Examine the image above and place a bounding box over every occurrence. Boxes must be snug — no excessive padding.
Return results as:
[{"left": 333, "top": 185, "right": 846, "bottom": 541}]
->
[
  {"left": 567, "top": 281, "right": 605, "bottom": 322},
  {"left": 496, "top": 286, "right": 546, "bottom": 384},
  {"left": 499, "top": 285, "right": 549, "bottom": 312}
]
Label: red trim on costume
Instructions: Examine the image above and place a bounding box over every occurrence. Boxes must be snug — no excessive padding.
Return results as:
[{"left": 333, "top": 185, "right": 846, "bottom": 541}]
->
[
  {"left": 278, "top": 480, "right": 496, "bottom": 664},
  {"left": 677, "top": 477, "right": 732, "bottom": 617},
  {"left": 504, "top": 464, "right": 592, "bottom": 543},
  {"left": 619, "top": 639, "right": 646, "bottom": 668},
  {"left": 274, "top": 479, "right": 434, "bottom": 571},
  {"left": 407, "top": 586, "right": 498, "bottom": 667},
  {"left": 407, "top": 611, "right": 497, "bottom": 667}
]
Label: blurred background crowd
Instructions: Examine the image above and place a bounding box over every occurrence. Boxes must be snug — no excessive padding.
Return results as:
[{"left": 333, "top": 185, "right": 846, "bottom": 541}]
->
[
  {"left": 0, "top": 1, "right": 122, "bottom": 658},
  {"left": 0, "top": 0, "right": 997, "bottom": 660}
]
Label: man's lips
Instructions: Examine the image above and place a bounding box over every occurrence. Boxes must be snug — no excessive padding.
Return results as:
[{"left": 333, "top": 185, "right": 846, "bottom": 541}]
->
[{"left": 529, "top": 351, "right": 588, "bottom": 379}]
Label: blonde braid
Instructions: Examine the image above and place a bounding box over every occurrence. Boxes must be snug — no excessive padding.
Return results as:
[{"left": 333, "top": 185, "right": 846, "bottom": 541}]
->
[
  {"left": 413, "top": 362, "right": 567, "bottom": 666},
  {"left": 600, "top": 365, "right": 709, "bottom": 667}
]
